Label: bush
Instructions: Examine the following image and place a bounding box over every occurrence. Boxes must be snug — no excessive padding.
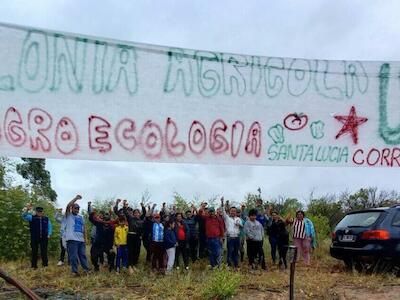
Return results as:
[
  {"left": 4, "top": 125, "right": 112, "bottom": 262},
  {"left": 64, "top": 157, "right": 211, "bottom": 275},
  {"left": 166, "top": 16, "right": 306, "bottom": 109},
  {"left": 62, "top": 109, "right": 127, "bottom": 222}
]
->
[
  {"left": 202, "top": 267, "right": 240, "bottom": 300},
  {"left": 0, "top": 187, "right": 60, "bottom": 260},
  {"left": 308, "top": 214, "right": 331, "bottom": 246}
]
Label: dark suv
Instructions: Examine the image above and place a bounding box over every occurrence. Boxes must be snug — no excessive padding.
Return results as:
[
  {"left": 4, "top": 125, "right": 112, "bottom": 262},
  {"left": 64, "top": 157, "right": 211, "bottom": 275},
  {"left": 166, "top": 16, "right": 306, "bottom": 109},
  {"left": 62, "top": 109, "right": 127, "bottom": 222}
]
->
[{"left": 330, "top": 204, "right": 400, "bottom": 273}]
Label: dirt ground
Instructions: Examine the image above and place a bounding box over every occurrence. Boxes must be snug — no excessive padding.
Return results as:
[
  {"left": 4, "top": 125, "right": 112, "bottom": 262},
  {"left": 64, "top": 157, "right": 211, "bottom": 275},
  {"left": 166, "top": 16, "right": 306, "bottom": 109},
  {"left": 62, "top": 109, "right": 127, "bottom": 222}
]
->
[
  {"left": 1, "top": 284, "right": 400, "bottom": 300},
  {"left": 235, "top": 285, "right": 400, "bottom": 300}
]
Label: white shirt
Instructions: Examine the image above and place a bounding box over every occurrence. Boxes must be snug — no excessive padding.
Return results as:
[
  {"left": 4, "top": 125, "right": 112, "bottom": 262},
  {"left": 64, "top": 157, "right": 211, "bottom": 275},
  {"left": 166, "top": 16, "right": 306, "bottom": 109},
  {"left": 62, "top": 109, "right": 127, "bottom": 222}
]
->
[{"left": 222, "top": 209, "right": 242, "bottom": 238}]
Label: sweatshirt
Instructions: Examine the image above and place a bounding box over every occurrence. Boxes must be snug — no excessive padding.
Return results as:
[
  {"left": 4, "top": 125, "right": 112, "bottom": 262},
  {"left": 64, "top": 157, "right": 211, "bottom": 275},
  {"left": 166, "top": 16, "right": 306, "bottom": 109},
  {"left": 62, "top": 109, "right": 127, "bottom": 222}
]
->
[
  {"left": 164, "top": 228, "right": 177, "bottom": 249},
  {"left": 114, "top": 224, "right": 128, "bottom": 246},
  {"left": 244, "top": 219, "right": 264, "bottom": 241}
]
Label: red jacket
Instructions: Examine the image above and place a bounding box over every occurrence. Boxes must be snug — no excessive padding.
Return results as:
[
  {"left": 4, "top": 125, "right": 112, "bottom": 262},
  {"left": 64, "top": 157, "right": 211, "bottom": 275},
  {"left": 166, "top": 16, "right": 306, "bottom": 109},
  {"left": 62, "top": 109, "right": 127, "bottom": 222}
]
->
[{"left": 204, "top": 215, "right": 225, "bottom": 239}]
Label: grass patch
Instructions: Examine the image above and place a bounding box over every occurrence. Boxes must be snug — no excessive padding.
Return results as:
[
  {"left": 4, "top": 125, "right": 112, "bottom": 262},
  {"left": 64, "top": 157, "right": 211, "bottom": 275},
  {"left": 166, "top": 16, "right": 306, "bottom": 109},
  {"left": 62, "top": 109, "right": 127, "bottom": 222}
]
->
[
  {"left": 202, "top": 266, "right": 240, "bottom": 300},
  {"left": 0, "top": 241, "right": 399, "bottom": 299}
]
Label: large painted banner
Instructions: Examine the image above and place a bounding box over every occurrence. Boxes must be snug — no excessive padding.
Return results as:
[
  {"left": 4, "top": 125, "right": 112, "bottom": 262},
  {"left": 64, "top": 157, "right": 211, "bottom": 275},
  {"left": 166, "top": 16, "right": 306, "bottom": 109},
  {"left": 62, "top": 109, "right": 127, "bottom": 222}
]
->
[{"left": 0, "top": 23, "right": 399, "bottom": 167}]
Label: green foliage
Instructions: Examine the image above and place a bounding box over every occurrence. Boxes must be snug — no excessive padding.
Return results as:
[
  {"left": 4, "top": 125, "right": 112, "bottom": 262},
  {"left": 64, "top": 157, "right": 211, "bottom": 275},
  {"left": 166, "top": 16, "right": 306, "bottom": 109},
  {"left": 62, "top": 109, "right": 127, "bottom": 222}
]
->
[
  {"left": 202, "top": 267, "right": 240, "bottom": 300},
  {"left": 339, "top": 187, "right": 399, "bottom": 212},
  {"left": 92, "top": 198, "right": 115, "bottom": 213},
  {"left": 243, "top": 192, "right": 262, "bottom": 209},
  {"left": 308, "top": 214, "right": 331, "bottom": 244},
  {"left": 0, "top": 160, "right": 6, "bottom": 188},
  {"left": 0, "top": 187, "right": 60, "bottom": 260},
  {"left": 282, "top": 197, "right": 303, "bottom": 216},
  {"left": 173, "top": 192, "right": 190, "bottom": 212},
  {"left": 0, "top": 157, "right": 14, "bottom": 189},
  {"left": 307, "top": 197, "right": 344, "bottom": 228},
  {"left": 16, "top": 158, "right": 57, "bottom": 202}
]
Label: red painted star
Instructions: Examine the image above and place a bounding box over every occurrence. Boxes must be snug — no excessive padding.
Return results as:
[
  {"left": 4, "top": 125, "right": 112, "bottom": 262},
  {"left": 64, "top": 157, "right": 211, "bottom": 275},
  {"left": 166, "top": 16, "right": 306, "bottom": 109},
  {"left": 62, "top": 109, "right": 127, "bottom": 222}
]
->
[{"left": 334, "top": 106, "right": 368, "bottom": 144}]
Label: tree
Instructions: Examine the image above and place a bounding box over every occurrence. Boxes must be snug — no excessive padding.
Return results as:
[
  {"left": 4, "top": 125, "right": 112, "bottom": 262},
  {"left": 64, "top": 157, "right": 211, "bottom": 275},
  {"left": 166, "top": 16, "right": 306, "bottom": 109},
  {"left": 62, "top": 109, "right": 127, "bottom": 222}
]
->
[
  {"left": 141, "top": 189, "right": 151, "bottom": 206},
  {"left": 0, "top": 187, "right": 60, "bottom": 260},
  {"left": 282, "top": 197, "right": 303, "bottom": 216},
  {"left": 307, "top": 195, "right": 344, "bottom": 228},
  {"left": 0, "top": 158, "right": 14, "bottom": 189},
  {"left": 339, "top": 187, "right": 399, "bottom": 212},
  {"left": 243, "top": 192, "right": 261, "bottom": 209},
  {"left": 173, "top": 192, "right": 190, "bottom": 212},
  {"left": 16, "top": 158, "right": 57, "bottom": 202}
]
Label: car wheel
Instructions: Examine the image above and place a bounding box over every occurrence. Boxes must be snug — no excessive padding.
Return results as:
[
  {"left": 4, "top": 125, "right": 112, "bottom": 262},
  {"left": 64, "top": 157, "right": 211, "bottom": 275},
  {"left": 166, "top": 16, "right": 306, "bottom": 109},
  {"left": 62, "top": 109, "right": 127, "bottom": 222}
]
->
[
  {"left": 372, "top": 258, "right": 392, "bottom": 274},
  {"left": 353, "top": 260, "right": 365, "bottom": 273},
  {"left": 343, "top": 258, "right": 353, "bottom": 271}
]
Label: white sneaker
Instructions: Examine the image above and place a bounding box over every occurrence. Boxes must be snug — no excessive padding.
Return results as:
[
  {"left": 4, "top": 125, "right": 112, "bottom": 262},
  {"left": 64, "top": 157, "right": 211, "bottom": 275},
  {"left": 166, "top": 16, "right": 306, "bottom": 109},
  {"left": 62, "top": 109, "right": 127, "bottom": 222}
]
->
[
  {"left": 185, "top": 266, "right": 189, "bottom": 271},
  {"left": 57, "top": 261, "right": 64, "bottom": 266}
]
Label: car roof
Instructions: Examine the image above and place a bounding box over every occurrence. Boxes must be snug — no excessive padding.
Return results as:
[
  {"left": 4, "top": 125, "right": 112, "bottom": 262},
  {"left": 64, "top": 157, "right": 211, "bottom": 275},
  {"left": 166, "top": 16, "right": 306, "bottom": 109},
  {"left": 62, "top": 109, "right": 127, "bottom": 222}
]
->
[{"left": 347, "top": 207, "right": 390, "bottom": 215}]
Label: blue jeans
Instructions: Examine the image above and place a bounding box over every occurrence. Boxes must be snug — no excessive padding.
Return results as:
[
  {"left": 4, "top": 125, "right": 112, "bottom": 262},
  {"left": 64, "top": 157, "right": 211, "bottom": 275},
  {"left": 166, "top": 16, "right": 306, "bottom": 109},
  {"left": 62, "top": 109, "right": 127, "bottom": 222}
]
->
[
  {"left": 116, "top": 245, "right": 128, "bottom": 269},
  {"left": 67, "top": 240, "right": 89, "bottom": 274},
  {"left": 227, "top": 237, "right": 240, "bottom": 267},
  {"left": 207, "top": 238, "right": 222, "bottom": 268},
  {"left": 269, "top": 236, "right": 278, "bottom": 263}
]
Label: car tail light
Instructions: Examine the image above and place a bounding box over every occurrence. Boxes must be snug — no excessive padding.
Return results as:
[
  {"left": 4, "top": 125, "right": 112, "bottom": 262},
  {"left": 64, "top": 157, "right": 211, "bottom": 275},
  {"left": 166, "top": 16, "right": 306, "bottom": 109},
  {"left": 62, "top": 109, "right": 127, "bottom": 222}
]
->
[
  {"left": 361, "top": 230, "right": 390, "bottom": 240},
  {"left": 331, "top": 232, "right": 336, "bottom": 239}
]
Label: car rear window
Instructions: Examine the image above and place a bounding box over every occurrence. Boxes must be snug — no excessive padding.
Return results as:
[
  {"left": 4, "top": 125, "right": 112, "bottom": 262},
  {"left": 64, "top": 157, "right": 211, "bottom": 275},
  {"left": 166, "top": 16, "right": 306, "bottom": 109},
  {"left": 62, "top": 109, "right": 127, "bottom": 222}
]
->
[
  {"left": 336, "top": 211, "right": 383, "bottom": 228},
  {"left": 392, "top": 211, "right": 400, "bottom": 227}
]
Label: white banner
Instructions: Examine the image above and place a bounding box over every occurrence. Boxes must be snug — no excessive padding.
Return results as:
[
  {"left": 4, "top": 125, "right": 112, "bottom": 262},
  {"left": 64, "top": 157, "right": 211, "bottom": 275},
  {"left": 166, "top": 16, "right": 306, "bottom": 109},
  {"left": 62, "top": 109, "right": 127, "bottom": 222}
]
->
[{"left": 0, "top": 23, "right": 400, "bottom": 167}]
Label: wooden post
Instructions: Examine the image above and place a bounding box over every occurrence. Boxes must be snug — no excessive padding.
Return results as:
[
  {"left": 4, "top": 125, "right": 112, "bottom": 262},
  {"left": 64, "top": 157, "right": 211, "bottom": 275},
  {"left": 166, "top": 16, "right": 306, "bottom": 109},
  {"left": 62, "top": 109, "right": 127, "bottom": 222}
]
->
[
  {"left": 0, "top": 268, "right": 40, "bottom": 300},
  {"left": 288, "top": 245, "right": 298, "bottom": 300}
]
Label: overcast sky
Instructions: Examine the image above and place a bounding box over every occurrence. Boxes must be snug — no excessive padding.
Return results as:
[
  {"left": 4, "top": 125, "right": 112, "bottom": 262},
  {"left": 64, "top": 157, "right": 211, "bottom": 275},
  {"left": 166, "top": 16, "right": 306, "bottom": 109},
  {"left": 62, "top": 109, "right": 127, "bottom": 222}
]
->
[{"left": 2, "top": 0, "right": 400, "bottom": 208}]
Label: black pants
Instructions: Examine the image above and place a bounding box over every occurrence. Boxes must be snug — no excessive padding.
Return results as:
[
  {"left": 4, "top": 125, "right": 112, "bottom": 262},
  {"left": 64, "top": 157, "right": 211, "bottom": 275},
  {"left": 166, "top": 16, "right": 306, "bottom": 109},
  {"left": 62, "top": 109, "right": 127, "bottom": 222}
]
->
[
  {"left": 143, "top": 238, "right": 151, "bottom": 262},
  {"left": 127, "top": 233, "right": 141, "bottom": 267},
  {"left": 175, "top": 240, "right": 189, "bottom": 268},
  {"left": 188, "top": 237, "right": 198, "bottom": 262},
  {"left": 199, "top": 234, "right": 208, "bottom": 258},
  {"left": 104, "top": 248, "right": 115, "bottom": 271},
  {"left": 151, "top": 241, "right": 165, "bottom": 271},
  {"left": 59, "top": 238, "right": 66, "bottom": 263},
  {"left": 278, "top": 237, "right": 289, "bottom": 268},
  {"left": 91, "top": 244, "right": 115, "bottom": 271},
  {"left": 91, "top": 244, "right": 102, "bottom": 271},
  {"left": 247, "top": 240, "right": 266, "bottom": 269},
  {"left": 31, "top": 238, "right": 48, "bottom": 268}
]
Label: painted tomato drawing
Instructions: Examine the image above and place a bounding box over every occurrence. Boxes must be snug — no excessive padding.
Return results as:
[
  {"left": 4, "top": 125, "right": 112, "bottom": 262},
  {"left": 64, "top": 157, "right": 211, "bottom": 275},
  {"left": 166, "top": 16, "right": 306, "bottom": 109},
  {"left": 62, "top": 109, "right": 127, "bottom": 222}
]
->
[{"left": 283, "top": 113, "right": 308, "bottom": 131}]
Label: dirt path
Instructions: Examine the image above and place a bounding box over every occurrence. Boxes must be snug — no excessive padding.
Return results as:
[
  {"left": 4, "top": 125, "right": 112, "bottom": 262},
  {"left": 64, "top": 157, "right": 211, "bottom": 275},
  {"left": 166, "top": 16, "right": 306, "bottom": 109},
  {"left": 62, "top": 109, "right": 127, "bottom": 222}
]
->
[
  {"left": 331, "top": 285, "right": 400, "bottom": 300},
  {"left": 235, "top": 285, "right": 400, "bottom": 300}
]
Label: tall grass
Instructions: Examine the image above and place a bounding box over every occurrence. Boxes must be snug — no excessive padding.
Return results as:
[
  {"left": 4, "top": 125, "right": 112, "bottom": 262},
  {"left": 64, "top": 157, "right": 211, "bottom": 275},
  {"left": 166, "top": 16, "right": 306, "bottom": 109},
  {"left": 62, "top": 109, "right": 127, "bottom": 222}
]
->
[{"left": 1, "top": 239, "right": 399, "bottom": 299}]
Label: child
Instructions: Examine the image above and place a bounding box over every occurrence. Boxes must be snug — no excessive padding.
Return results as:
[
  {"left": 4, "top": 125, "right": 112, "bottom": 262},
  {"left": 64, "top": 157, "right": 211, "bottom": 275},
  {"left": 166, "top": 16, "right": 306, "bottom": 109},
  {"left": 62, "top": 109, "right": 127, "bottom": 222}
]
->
[
  {"left": 164, "top": 220, "right": 177, "bottom": 274},
  {"left": 244, "top": 209, "right": 267, "bottom": 270},
  {"left": 114, "top": 214, "right": 129, "bottom": 272}
]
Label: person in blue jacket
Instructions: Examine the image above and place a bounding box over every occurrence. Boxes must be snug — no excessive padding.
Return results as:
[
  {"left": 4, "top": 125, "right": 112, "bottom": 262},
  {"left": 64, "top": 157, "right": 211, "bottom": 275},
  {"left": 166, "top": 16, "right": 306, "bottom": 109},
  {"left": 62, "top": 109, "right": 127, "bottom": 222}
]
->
[
  {"left": 22, "top": 203, "right": 52, "bottom": 269},
  {"left": 164, "top": 220, "right": 177, "bottom": 274}
]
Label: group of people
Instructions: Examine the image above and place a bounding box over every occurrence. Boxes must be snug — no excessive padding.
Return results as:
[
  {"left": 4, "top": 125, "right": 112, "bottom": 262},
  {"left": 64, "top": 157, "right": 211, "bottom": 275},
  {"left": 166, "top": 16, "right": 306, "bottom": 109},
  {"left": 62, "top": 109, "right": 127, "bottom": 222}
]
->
[{"left": 22, "top": 195, "right": 316, "bottom": 275}]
